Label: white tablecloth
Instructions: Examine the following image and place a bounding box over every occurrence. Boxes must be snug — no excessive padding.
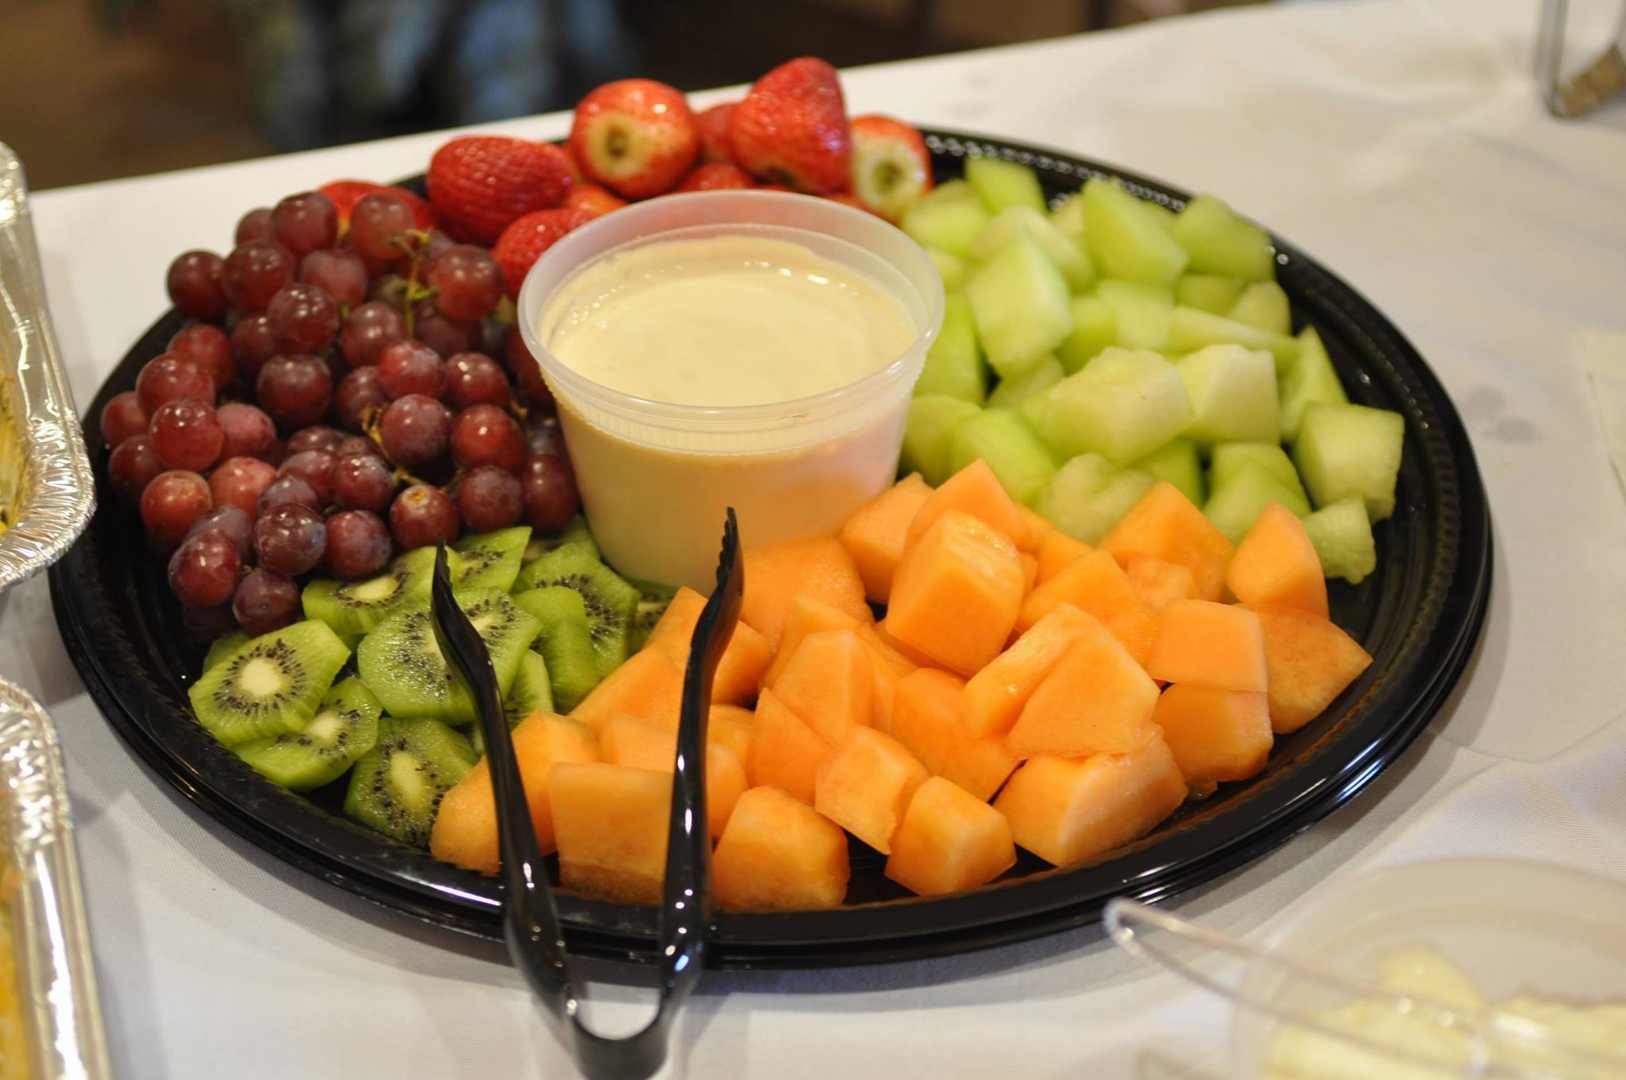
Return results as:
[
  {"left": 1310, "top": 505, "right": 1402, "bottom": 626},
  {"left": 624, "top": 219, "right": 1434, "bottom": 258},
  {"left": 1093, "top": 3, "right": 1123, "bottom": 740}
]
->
[{"left": 10, "top": 0, "right": 1626, "bottom": 1075}]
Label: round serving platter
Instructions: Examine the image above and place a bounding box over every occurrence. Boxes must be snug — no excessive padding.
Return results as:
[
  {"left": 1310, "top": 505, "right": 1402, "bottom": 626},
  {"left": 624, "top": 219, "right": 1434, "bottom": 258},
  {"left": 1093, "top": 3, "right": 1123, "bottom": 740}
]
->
[{"left": 51, "top": 128, "right": 1491, "bottom": 968}]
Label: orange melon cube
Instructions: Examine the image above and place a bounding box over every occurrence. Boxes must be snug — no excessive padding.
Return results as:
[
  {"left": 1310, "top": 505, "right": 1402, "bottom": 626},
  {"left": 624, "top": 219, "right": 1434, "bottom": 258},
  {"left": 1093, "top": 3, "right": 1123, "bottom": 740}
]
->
[
  {"left": 906, "top": 458, "right": 1029, "bottom": 551},
  {"left": 643, "top": 586, "right": 705, "bottom": 658},
  {"left": 741, "top": 536, "right": 871, "bottom": 651},
  {"left": 763, "top": 593, "right": 866, "bottom": 688},
  {"left": 598, "top": 712, "right": 746, "bottom": 838},
  {"left": 993, "top": 732, "right": 1187, "bottom": 867},
  {"left": 887, "top": 510, "right": 1026, "bottom": 676},
  {"left": 1016, "top": 548, "right": 1159, "bottom": 666},
  {"left": 1151, "top": 685, "right": 1272, "bottom": 795},
  {"left": 773, "top": 629, "right": 874, "bottom": 743},
  {"left": 1035, "top": 529, "right": 1092, "bottom": 585},
  {"left": 707, "top": 704, "right": 755, "bottom": 762},
  {"left": 1006, "top": 614, "right": 1161, "bottom": 758},
  {"left": 813, "top": 727, "right": 929, "bottom": 853},
  {"left": 430, "top": 712, "right": 600, "bottom": 873},
  {"left": 1240, "top": 604, "right": 1373, "bottom": 733},
  {"left": 1145, "top": 600, "right": 1268, "bottom": 692},
  {"left": 1123, "top": 554, "right": 1198, "bottom": 614},
  {"left": 1226, "top": 502, "right": 1329, "bottom": 618},
  {"left": 570, "top": 648, "right": 684, "bottom": 734},
  {"left": 873, "top": 619, "right": 946, "bottom": 670},
  {"left": 1019, "top": 552, "right": 1039, "bottom": 594},
  {"left": 744, "top": 689, "right": 828, "bottom": 803},
  {"left": 962, "top": 604, "right": 1095, "bottom": 738},
  {"left": 1102, "top": 481, "right": 1235, "bottom": 602},
  {"left": 839, "top": 472, "right": 933, "bottom": 604},
  {"left": 549, "top": 762, "right": 671, "bottom": 903},
  {"left": 1015, "top": 506, "right": 1051, "bottom": 553},
  {"left": 885, "top": 776, "right": 1017, "bottom": 896},
  {"left": 854, "top": 624, "right": 918, "bottom": 736},
  {"left": 644, "top": 587, "right": 773, "bottom": 705},
  {"left": 712, "top": 786, "right": 850, "bottom": 911},
  {"left": 889, "top": 669, "right": 1021, "bottom": 800}
]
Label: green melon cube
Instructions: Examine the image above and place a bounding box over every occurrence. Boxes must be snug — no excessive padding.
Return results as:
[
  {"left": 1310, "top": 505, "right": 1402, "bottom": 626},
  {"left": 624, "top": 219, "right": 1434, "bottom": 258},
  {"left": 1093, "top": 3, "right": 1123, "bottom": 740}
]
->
[
  {"left": 1131, "top": 438, "right": 1206, "bottom": 507},
  {"left": 948, "top": 409, "right": 1059, "bottom": 506},
  {"left": 970, "top": 207, "right": 1094, "bottom": 291},
  {"left": 902, "top": 181, "right": 993, "bottom": 259},
  {"left": 1057, "top": 295, "right": 1117, "bottom": 374},
  {"left": 964, "top": 230, "right": 1073, "bottom": 379},
  {"left": 1168, "top": 306, "right": 1299, "bottom": 370},
  {"left": 1170, "top": 194, "right": 1275, "bottom": 281},
  {"left": 1293, "top": 403, "right": 1405, "bottom": 521},
  {"left": 1177, "top": 344, "right": 1280, "bottom": 449},
  {"left": 1039, "top": 347, "right": 1192, "bottom": 465},
  {"left": 1049, "top": 192, "right": 1085, "bottom": 238},
  {"left": 1096, "top": 280, "right": 1174, "bottom": 351},
  {"left": 1279, "top": 326, "right": 1348, "bottom": 442},
  {"left": 901, "top": 396, "right": 981, "bottom": 486},
  {"left": 965, "top": 157, "right": 1047, "bottom": 215},
  {"left": 1209, "top": 442, "right": 1310, "bottom": 511},
  {"left": 1303, "top": 494, "right": 1378, "bottom": 585},
  {"left": 1204, "top": 461, "right": 1308, "bottom": 544},
  {"left": 1227, "top": 281, "right": 1291, "bottom": 335},
  {"left": 987, "top": 355, "right": 1064, "bottom": 412},
  {"left": 927, "top": 248, "right": 968, "bottom": 292},
  {"left": 916, "top": 293, "right": 988, "bottom": 404},
  {"left": 1174, "top": 273, "right": 1248, "bottom": 314},
  {"left": 1082, "top": 179, "right": 1189, "bottom": 287},
  {"left": 1033, "top": 454, "right": 1158, "bottom": 544},
  {"left": 1018, "top": 390, "right": 1050, "bottom": 433}
]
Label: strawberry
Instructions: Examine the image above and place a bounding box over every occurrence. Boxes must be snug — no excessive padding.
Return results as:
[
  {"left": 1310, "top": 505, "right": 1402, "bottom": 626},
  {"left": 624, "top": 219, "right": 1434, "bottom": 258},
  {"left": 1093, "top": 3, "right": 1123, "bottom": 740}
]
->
[
  {"left": 729, "top": 57, "right": 850, "bottom": 194},
  {"left": 320, "top": 180, "right": 438, "bottom": 231},
  {"left": 675, "top": 162, "right": 756, "bottom": 193},
  {"left": 426, "top": 136, "right": 573, "bottom": 245},
  {"left": 848, "top": 115, "right": 933, "bottom": 222},
  {"left": 564, "top": 184, "right": 630, "bottom": 216},
  {"left": 694, "top": 101, "right": 739, "bottom": 163},
  {"left": 492, "top": 208, "right": 594, "bottom": 298},
  {"left": 569, "top": 79, "right": 699, "bottom": 200}
]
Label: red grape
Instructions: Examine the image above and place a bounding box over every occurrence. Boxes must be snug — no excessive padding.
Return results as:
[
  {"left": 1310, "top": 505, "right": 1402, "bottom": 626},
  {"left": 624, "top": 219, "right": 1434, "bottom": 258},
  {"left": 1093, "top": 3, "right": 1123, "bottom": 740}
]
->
[
  {"left": 135, "top": 353, "right": 215, "bottom": 414},
  {"left": 271, "top": 191, "right": 339, "bottom": 259},
  {"left": 254, "top": 503, "right": 326, "bottom": 575},
  {"left": 450, "top": 404, "right": 526, "bottom": 472},
  {"left": 379, "top": 394, "right": 450, "bottom": 467},
  {"left": 331, "top": 452, "right": 394, "bottom": 512},
  {"left": 235, "top": 207, "right": 275, "bottom": 245},
  {"left": 256, "top": 354, "right": 333, "bottom": 428},
  {"left": 505, "top": 325, "right": 554, "bottom": 410},
  {"left": 267, "top": 283, "right": 340, "bottom": 353},
  {"left": 376, "top": 340, "right": 445, "bottom": 399},
  {"left": 278, "top": 449, "right": 336, "bottom": 503},
  {"left": 168, "top": 322, "right": 235, "bottom": 390},
  {"left": 209, "top": 456, "right": 278, "bottom": 517},
  {"left": 335, "top": 435, "right": 383, "bottom": 459},
  {"left": 424, "top": 229, "right": 456, "bottom": 262},
  {"left": 325, "top": 509, "right": 392, "bottom": 579},
  {"left": 413, "top": 300, "right": 478, "bottom": 359},
  {"left": 150, "top": 399, "right": 225, "bottom": 471},
  {"left": 350, "top": 192, "right": 414, "bottom": 261},
  {"left": 182, "top": 602, "right": 239, "bottom": 641},
  {"left": 478, "top": 319, "right": 510, "bottom": 359},
  {"left": 526, "top": 416, "right": 568, "bottom": 461},
  {"left": 286, "top": 425, "right": 345, "bottom": 455},
  {"left": 184, "top": 505, "right": 255, "bottom": 559},
  {"left": 335, "top": 366, "right": 389, "bottom": 431},
  {"left": 99, "top": 391, "right": 150, "bottom": 448},
  {"left": 366, "top": 273, "right": 408, "bottom": 307},
  {"left": 168, "top": 530, "right": 242, "bottom": 607},
  {"left": 389, "top": 484, "right": 459, "bottom": 549},
  {"left": 140, "top": 470, "right": 212, "bottom": 549},
  {"left": 223, "top": 239, "right": 296, "bottom": 311},
  {"left": 338, "top": 300, "right": 407, "bottom": 367},
  {"left": 299, "top": 248, "right": 367, "bottom": 308},
  {"left": 233, "top": 569, "right": 300, "bottom": 635},
  {"left": 445, "top": 352, "right": 509, "bottom": 409},
  {"left": 519, "top": 453, "right": 579, "bottom": 532},
  {"left": 424, "top": 244, "right": 503, "bottom": 321},
  {"left": 166, "top": 251, "right": 228, "bottom": 319},
  {"left": 229, "top": 313, "right": 280, "bottom": 380},
  {"left": 108, "top": 434, "right": 165, "bottom": 503},
  {"left": 256, "top": 474, "right": 321, "bottom": 515},
  {"left": 217, "top": 402, "right": 279, "bottom": 460},
  {"left": 455, "top": 465, "right": 522, "bottom": 531}
]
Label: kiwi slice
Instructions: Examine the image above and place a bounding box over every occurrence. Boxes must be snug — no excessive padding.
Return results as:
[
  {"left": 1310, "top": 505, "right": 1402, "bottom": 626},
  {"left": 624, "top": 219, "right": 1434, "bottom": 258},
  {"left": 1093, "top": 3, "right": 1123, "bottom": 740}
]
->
[
  {"left": 234, "top": 677, "right": 381, "bottom": 790},
  {"left": 303, "top": 546, "right": 436, "bottom": 640},
  {"left": 452, "top": 526, "right": 532, "bottom": 592},
  {"left": 504, "top": 650, "right": 553, "bottom": 728},
  {"left": 627, "top": 578, "right": 677, "bottom": 654},
  {"left": 356, "top": 588, "right": 541, "bottom": 725},
  {"left": 521, "top": 514, "right": 598, "bottom": 567},
  {"left": 188, "top": 620, "right": 351, "bottom": 746},
  {"left": 513, "top": 546, "right": 639, "bottom": 677},
  {"left": 343, "top": 716, "right": 475, "bottom": 847},
  {"left": 512, "top": 586, "right": 603, "bottom": 713},
  {"left": 203, "top": 630, "right": 250, "bottom": 673}
]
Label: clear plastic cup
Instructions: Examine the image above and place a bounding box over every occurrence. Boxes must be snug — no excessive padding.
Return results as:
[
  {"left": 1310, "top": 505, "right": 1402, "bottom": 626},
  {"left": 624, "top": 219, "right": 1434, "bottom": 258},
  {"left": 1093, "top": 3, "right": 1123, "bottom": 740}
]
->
[{"left": 517, "top": 190, "right": 944, "bottom": 592}]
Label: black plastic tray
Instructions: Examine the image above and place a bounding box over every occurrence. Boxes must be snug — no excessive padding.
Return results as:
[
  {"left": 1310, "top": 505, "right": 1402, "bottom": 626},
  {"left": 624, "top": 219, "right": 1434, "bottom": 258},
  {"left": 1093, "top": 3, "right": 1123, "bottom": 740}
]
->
[{"left": 50, "top": 129, "right": 1492, "bottom": 968}]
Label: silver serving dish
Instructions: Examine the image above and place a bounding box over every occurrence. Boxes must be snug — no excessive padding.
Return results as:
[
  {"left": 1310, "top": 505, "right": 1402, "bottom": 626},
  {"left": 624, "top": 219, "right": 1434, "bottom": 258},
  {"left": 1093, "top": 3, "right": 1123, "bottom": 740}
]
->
[{"left": 0, "top": 143, "right": 95, "bottom": 595}]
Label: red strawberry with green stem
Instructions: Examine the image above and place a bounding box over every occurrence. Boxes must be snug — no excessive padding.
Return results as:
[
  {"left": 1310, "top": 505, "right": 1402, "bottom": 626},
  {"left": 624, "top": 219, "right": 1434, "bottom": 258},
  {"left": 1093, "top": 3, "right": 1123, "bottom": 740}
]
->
[
  {"left": 848, "top": 115, "right": 934, "bottom": 222},
  {"left": 492, "top": 208, "right": 595, "bottom": 298},
  {"left": 729, "top": 57, "right": 851, "bottom": 194},
  {"left": 694, "top": 101, "right": 739, "bottom": 163},
  {"left": 569, "top": 79, "right": 700, "bottom": 200},
  {"left": 426, "top": 136, "right": 574, "bottom": 245}
]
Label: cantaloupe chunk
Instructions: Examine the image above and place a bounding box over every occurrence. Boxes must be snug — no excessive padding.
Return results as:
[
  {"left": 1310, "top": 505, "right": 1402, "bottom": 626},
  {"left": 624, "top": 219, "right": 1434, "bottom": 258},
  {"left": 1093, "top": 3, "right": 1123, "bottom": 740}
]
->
[
  {"left": 549, "top": 762, "right": 671, "bottom": 903},
  {"left": 1016, "top": 548, "right": 1159, "bottom": 666},
  {"left": 1102, "top": 481, "right": 1235, "bottom": 602},
  {"left": 962, "top": 604, "right": 1094, "bottom": 738},
  {"left": 708, "top": 704, "right": 755, "bottom": 762},
  {"left": 813, "top": 727, "right": 929, "bottom": 853},
  {"left": 1145, "top": 600, "right": 1267, "bottom": 692},
  {"left": 773, "top": 629, "right": 874, "bottom": 743},
  {"left": 889, "top": 669, "right": 1021, "bottom": 800},
  {"left": 1015, "top": 506, "right": 1051, "bottom": 553},
  {"left": 1019, "top": 552, "right": 1039, "bottom": 594},
  {"left": 598, "top": 712, "right": 747, "bottom": 838},
  {"left": 886, "top": 777, "right": 1017, "bottom": 896},
  {"left": 1035, "top": 529, "right": 1092, "bottom": 585},
  {"left": 993, "top": 731, "right": 1186, "bottom": 867},
  {"left": 741, "top": 536, "right": 871, "bottom": 650},
  {"left": 570, "top": 648, "right": 684, "bottom": 734},
  {"left": 874, "top": 620, "right": 946, "bottom": 670},
  {"left": 744, "top": 689, "right": 828, "bottom": 803},
  {"left": 430, "top": 712, "right": 600, "bottom": 873},
  {"left": 1006, "top": 614, "right": 1161, "bottom": 757},
  {"left": 839, "top": 472, "right": 933, "bottom": 604},
  {"left": 645, "top": 587, "right": 792, "bottom": 705},
  {"left": 1123, "top": 554, "right": 1198, "bottom": 614},
  {"left": 905, "top": 458, "right": 1029, "bottom": 551},
  {"left": 887, "top": 510, "right": 1026, "bottom": 676},
  {"left": 1151, "top": 684, "right": 1272, "bottom": 794},
  {"left": 854, "top": 624, "right": 918, "bottom": 735},
  {"left": 762, "top": 593, "right": 866, "bottom": 688},
  {"left": 1239, "top": 603, "right": 1373, "bottom": 733},
  {"left": 712, "top": 786, "right": 850, "bottom": 911},
  {"left": 1226, "top": 501, "right": 1329, "bottom": 618}
]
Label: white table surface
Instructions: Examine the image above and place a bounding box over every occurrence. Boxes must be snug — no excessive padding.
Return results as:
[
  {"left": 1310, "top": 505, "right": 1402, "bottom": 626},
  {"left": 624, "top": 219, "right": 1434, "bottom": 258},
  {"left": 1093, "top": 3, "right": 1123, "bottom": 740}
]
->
[{"left": 11, "top": 0, "right": 1626, "bottom": 1075}]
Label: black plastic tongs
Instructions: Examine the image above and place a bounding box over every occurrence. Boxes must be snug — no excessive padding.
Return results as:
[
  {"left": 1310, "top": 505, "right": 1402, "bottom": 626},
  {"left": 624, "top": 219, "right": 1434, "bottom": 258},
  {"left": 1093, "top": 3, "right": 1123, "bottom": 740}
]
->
[{"left": 430, "top": 508, "right": 742, "bottom": 1080}]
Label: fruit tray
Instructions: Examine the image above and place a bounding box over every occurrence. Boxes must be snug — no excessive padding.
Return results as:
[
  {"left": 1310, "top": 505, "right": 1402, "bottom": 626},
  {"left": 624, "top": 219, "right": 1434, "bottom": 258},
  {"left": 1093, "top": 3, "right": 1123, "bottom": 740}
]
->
[{"left": 50, "top": 129, "right": 1492, "bottom": 968}]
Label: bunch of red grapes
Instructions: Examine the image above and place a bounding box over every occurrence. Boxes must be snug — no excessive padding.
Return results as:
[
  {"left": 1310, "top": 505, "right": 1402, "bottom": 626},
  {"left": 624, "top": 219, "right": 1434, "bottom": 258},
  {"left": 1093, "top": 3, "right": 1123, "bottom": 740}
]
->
[{"left": 100, "top": 188, "right": 579, "bottom": 641}]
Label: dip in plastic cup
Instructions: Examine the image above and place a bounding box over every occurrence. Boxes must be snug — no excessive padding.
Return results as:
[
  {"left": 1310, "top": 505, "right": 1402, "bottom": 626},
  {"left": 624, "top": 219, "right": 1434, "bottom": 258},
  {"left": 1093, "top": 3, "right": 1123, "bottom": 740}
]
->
[{"left": 518, "top": 190, "right": 944, "bottom": 592}]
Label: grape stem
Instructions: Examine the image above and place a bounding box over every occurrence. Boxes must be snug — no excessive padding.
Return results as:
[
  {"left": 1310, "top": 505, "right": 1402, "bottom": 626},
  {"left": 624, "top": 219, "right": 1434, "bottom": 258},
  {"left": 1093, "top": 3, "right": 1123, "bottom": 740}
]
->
[{"left": 393, "top": 228, "right": 433, "bottom": 335}]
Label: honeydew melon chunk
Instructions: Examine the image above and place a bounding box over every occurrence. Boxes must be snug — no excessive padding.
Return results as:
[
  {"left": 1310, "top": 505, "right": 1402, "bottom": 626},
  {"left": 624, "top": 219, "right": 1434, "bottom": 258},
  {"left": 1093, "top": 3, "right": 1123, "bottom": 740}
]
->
[
  {"left": 970, "top": 207, "right": 1094, "bottom": 291},
  {"left": 1018, "top": 390, "right": 1049, "bottom": 433},
  {"left": 1209, "top": 442, "right": 1309, "bottom": 508},
  {"left": 1174, "top": 274, "right": 1247, "bottom": 314},
  {"left": 1033, "top": 454, "right": 1158, "bottom": 545},
  {"left": 1168, "top": 306, "right": 1299, "bottom": 370},
  {"left": 1293, "top": 403, "right": 1405, "bottom": 521},
  {"left": 964, "top": 229, "right": 1073, "bottom": 379},
  {"left": 1177, "top": 344, "right": 1280, "bottom": 449},
  {"left": 987, "top": 355, "right": 1064, "bottom": 411},
  {"left": 1278, "top": 327, "right": 1348, "bottom": 442},
  {"left": 901, "top": 396, "right": 981, "bottom": 486},
  {"left": 902, "top": 181, "right": 993, "bottom": 259},
  {"left": 1302, "top": 494, "right": 1378, "bottom": 585},
  {"left": 948, "top": 409, "right": 1059, "bottom": 506},
  {"left": 1096, "top": 280, "right": 1174, "bottom": 350},
  {"left": 1081, "top": 179, "right": 1189, "bottom": 287},
  {"left": 915, "top": 293, "right": 988, "bottom": 404},
  {"left": 1227, "top": 281, "right": 1291, "bottom": 335},
  {"left": 965, "top": 156, "right": 1048, "bottom": 215},
  {"left": 1049, "top": 193, "right": 1085, "bottom": 238},
  {"left": 1144, "top": 201, "right": 1179, "bottom": 227},
  {"left": 1170, "top": 193, "right": 1275, "bottom": 281},
  {"left": 1131, "top": 438, "right": 1206, "bottom": 508},
  {"left": 1039, "top": 347, "right": 1192, "bottom": 465},
  {"left": 1057, "top": 295, "right": 1117, "bottom": 374},
  {"left": 927, "top": 248, "right": 967, "bottom": 292},
  {"left": 1204, "top": 461, "right": 1309, "bottom": 544}
]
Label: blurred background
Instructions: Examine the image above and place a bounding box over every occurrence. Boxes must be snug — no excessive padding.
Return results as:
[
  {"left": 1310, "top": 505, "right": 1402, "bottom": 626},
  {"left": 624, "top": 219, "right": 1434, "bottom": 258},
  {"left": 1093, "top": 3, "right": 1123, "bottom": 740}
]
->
[{"left": 0, "top": 0, "right": 1265, "bottom": 190}]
